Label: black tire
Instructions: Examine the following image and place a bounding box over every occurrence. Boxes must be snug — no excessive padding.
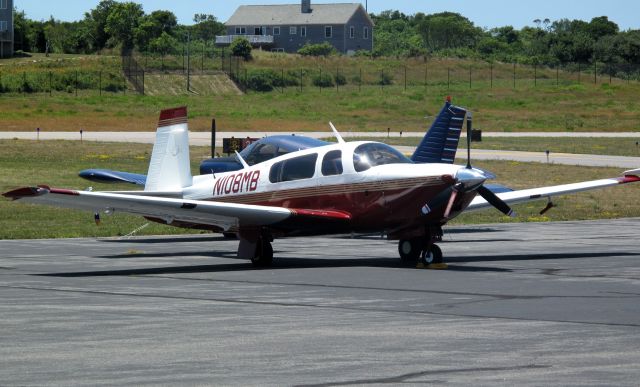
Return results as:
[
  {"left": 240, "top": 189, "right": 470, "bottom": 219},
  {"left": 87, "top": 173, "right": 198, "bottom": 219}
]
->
[
  {"left": 421, "top": 244, "right": 443, "bottom": 265},
  {"left": 251, "top": 239, "right": 274, "bottom": 267},
  {"left": 398, "top": 238, "right": 421, "bottom": 263},
  {"left": 222, "top": 232, "right": 237, "bottom": 239}
]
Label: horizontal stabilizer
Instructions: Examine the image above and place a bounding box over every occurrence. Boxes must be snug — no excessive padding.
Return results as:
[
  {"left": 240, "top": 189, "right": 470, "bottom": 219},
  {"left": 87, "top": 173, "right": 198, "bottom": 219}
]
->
[{"left": 79, "top": 169, "right": 147, "bottom": 185}]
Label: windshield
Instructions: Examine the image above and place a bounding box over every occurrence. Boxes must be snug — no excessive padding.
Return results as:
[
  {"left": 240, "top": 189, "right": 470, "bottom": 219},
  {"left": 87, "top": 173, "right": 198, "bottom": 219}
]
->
[{"left": 353, "top": 143, "right": 412, "bottom": 172}]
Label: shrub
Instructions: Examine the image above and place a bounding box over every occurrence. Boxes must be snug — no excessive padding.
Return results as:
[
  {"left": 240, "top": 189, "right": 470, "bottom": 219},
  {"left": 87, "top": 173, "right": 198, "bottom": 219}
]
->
[
  {"left": 230, "top": 38, "right": 252, "bottom": 60},
  {"left": 245, "top": 69, "right": 276, "bottom": 92},
  {"left": 334, "top": 72, "right": 347, "bottom": 85},
  {"left": 298, "top": 42, "right": 336, "bottom": 57},
  {"left": 312, "top": 72, "right": 334, "bottom": 87}
]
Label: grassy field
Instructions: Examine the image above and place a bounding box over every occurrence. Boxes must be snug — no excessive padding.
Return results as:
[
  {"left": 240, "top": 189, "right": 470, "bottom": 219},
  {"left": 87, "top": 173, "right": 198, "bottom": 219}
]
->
[
  {"left": 1, "top": 139, "right": 639, "bottom": 239},
  {"left": 350, "top": 136, "right": 640, "bottom": 157},
  {"left": 2, "top": 53, "right": 640, "bottom": 133}
]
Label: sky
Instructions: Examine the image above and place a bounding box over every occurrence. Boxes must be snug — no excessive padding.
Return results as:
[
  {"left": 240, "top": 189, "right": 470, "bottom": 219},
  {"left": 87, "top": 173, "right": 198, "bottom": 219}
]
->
[{"left": 14, "top": 0, "right": 640, "bottom": 30}]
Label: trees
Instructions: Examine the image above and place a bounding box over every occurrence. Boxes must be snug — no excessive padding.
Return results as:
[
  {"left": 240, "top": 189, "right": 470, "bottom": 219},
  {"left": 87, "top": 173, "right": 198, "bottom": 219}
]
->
[
  {"left": 104, "top": 1, "right": 144, "bottom": 52},
  {"left": 192, "top": 14, "right": 225, "bottom": 41}
]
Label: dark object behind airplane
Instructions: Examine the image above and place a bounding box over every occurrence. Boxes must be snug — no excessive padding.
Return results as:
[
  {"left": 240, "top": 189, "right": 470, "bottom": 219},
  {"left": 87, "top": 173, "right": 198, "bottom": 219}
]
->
[{"left": 200, "top": 135, "right": 330, "bottom": 175}]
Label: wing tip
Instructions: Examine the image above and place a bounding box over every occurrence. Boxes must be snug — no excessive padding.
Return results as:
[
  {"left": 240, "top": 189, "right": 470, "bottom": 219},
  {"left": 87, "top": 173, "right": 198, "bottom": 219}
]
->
[{"left": 2, "top": 186, "right": 50, "bottom": 200}]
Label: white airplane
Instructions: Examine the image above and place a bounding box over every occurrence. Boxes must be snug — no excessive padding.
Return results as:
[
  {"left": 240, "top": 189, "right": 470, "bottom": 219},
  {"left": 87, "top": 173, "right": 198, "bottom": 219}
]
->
[{"left": 4, "top": 107, "right": 640, "bottom": 267}]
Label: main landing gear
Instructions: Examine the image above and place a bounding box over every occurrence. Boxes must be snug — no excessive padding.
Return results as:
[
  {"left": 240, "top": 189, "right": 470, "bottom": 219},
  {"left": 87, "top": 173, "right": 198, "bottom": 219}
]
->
[
  {"left": 237, "top": 229, "right": 274, "bottom": 268},
  {"left": 397, "top": 226, "right": 444, "bottom": 266}
]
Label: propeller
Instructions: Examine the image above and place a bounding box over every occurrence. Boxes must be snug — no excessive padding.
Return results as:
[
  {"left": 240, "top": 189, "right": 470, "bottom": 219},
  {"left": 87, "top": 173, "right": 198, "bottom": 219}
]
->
[
  {"left": 464, "top": 111, "right": 515, "bottom": 217},
  {"left": 422, "top": 107, "right": 516, "bottom": 219}
]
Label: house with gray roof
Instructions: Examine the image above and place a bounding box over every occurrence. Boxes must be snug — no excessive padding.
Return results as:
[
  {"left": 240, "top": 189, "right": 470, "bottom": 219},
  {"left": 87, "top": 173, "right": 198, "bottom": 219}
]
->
[
  {"left": 216, "top": 1, "right": 373, "bottom": 54},
  {"left": 0, "top": 0, "right": 13, "bottom": 58}
]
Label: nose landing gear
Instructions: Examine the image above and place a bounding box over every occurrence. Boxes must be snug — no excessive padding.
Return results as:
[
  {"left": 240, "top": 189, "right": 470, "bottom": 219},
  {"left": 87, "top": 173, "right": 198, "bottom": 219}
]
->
[{"left": 397, "top": 226, "right": 445, "bottom": 268}]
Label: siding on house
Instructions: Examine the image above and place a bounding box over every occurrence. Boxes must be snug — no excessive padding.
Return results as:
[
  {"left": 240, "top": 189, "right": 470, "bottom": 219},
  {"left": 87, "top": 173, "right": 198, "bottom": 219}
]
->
[
  {"left": 0, "top": 0, "right": 13, "bottom": 58},
  {"left": 221, "top": 2, "right": 373, "bottom": 54}
]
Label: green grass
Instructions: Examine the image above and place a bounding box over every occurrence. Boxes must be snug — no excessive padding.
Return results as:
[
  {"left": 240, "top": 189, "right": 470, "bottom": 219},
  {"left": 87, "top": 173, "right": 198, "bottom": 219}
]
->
[
  {"left": 2, "top": 53, "right": 640, "bottom": 133},
  {"left": 350, "top": 136, "right": 640, "bottom": 157},
  {"left": 1, "top": 139, "right": 639, "bottom": 239}
]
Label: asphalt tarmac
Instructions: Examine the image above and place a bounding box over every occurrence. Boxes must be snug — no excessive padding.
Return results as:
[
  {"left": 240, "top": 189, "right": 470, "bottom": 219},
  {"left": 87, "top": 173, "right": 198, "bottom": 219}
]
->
[{"left": 1, "top": 218, "right": 640, "bottom": 385}]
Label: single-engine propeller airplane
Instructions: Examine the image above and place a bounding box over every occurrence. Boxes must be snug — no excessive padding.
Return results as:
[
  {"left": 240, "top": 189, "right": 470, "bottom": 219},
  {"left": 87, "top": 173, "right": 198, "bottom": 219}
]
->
[{"left": 4, "top": 104, "right": 640, "bottom": 267}]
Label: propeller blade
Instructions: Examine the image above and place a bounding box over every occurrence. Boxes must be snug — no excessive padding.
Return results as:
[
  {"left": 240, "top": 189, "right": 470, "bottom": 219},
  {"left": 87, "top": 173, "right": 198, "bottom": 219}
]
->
[
  {"left": 421, "top": 187, "right": 453, "bottom": 216},
  {"left": 443, "top": 188, "right": 459, "bottom": 219},
  {"left": 477, "top": 185, "right": 516, "bottom": 217}
]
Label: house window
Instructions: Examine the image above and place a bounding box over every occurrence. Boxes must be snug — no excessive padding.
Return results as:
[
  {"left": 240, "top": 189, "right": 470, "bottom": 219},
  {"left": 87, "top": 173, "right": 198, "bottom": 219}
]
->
[
  {"left": 235, "top": 27, "right": 246, "bottom": 35},
  {"left": 290, "top": 26, "right": 297, "bottom": 35},
  {"left": 301, "top": 27, "right": 307, "bottom": 37},
  {"left": 325, "top": 26, "right": 332, "bottom": 38},
  {"left": 0, "top": 21, "right": 6, "bottom": 32},
  {"left": 0, "top": 0, "right": 6, "bottom": 9},
  {"left": 364, "top": 27, "right": 369, "bottom": 39},
  {"left": 350, "top": 26, "right": 355, "bottom": 39},
  {"left": 273, "top": 26, "right": 280, "bottom": 35}
]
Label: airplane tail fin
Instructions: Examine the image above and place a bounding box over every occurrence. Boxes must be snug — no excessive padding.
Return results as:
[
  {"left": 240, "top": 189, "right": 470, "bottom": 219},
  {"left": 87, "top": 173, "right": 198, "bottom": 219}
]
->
[
  {"left": 144, "top": 107, "right": 193, "bottom": 192},
  {"left": 411, "top": 99, "right": 467, "bottom": 164}
]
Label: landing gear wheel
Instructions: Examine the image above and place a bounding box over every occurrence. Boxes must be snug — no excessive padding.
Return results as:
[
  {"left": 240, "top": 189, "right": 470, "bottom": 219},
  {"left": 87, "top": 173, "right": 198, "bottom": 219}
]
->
[
  {"left": 398, "top": 238, "right": 422, "bottom": 263},
  {"left": 251, "top": 239, "right": 273, "bottom": 267},
  {"left": 421, "top": 244, "right": 443, "bottom": 265}
]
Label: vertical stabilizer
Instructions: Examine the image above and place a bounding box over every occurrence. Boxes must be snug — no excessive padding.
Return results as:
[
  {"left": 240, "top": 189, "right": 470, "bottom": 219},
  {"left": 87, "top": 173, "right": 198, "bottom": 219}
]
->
[
  {"left": 411, "top": 99, "right": 467, "bottom": 164},
  {"left": 144, "top": 107, "right": 193, "bottom": 192}
]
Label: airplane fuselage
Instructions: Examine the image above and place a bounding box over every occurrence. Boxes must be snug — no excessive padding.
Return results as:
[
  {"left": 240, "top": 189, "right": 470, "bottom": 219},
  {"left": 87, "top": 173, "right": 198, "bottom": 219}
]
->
[{"left": 181, "top": 141, "right": 477, "bottom": 238}]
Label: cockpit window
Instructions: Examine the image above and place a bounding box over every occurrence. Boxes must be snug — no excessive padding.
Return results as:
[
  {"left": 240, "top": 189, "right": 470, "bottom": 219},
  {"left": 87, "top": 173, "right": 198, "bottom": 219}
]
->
[
  {"left": 245, "top": 143, "right": 277, "bottom": 165},
  {"left": 321, "top": 150, "right": 343, "bottom": 176},
  {"left": 353, "top": 143, "right": 412, "bottom": 172},
  {"left": 269, "top": 153, "right": 318, "bottom": 183}
]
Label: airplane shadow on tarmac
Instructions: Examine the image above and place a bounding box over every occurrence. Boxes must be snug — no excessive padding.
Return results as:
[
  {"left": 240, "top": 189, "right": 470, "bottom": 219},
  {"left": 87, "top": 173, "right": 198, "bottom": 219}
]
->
[{"left": 34, "top": 250, "right": 635, "bottom": 278}]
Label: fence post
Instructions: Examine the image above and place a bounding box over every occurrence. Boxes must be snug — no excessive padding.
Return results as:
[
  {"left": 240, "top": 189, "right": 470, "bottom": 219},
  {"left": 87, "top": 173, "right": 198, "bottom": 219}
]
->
[
  {"left": 300, "top": 68, "right": 303, "bottom": 92},
  {"left": 23, "top": 71, "right": 26, "bottom": 95},
  {"left": 336, "top": 67, "right": 339, "bottom": 93},
  {"left": 244, "top": 68, "right": 248, "bottom": 93},
  {"left": 447, "top": 67, "right": 450, "bottom": 90},
  {"left": 319, "top": 68, "right": 322, "bottom": 93},
  {"left": 469, "top": 64, "right": 472, "bottom": 89},
  {"left": 513, "top": 62, "right": 516, "bottom": 88},
  {"left": 534, "top": 62, "right": 537, "bottom": 87},
  {"left": 49, "top": 71, "right": 52, "bottom": 96},
  {"left": 424, "top": 61, "right": 428, "bottom": 90},
  {"left": 359, "top": 68, "right": 362, "bottom": 92},
  {"left": 594, "top": 61, "right": 597, "bottom": 84},
  {"left": 490, "top": 61, "right": 493, "bottom": 89},
  {"left": 577, "top": 62, "right": 581, "bottom": 83},
  {"left": 75, "top": 71, "right": 78, "bottom": 96},
  {"left": 142, "top": 70, "right": 145, "bottom": 95},
  {"left": 556, "top": 65, "right": 559, "bottom": 86},
  {"left": 281, "top": 68, "right": 284, "bottom": 93},
  {"left": 404, "top": 65, "right": 407, "bottom": 91}
]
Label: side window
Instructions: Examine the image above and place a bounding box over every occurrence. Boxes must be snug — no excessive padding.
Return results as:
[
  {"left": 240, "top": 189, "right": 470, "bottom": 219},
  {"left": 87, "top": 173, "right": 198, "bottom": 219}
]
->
[
  {"left": 349, "top": 26, "right": 355, "bottom": 39},
  {"left": 269, "top": 154, "right": 318, "bottom": 183},
  {"left": 290, "top": 26, "right": 297, "bottom": 35},
  {"left": 301, "top": 26, "right": 307, "bottom": 37},
  {"left": 321, "top": 150, "right": 343, "bottom": 176},
  {"left": 273, "top": 26, "right": 280, "bottom": 35},
  {"left": 363, "top": 27, "right": 369, "bottom": 39}
]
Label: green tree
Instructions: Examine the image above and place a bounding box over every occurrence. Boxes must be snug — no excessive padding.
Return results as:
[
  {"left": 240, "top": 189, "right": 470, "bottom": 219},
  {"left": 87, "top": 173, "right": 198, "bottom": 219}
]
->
[
  {"left": 416, "top": 12, "right": 483, "bottom": 51},
  {"left": 134, "top": 11, "right": 177, "bottom": 52},
  {"left": 83, "top": 0, "right": 117, "bottom": 51},
  {"left": 230, "top": 37, "right": 252, "bottom": 60},
  {"left": 104, "top": 1, "right": 144, "bottom": 52},
  {"left": 192, "top": 14, "right": 225, "bottom": 41},
  {"left": 150, "top": 31, "right": 178, "bottom": 69}
]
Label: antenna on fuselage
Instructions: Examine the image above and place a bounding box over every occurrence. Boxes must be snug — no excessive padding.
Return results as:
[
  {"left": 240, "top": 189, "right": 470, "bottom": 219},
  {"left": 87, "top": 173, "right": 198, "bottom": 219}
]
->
[
  {"left": 235, "top": 151, "right": 250, "bottom": 169},
  {"left": 329, "top": 122, "right": 345, "bottom": 144}
]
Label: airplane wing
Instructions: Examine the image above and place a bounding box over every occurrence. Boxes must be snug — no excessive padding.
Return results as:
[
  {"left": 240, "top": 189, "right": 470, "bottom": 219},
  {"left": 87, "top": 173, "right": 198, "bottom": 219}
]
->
[
  {"left": 2, "top": 186, "right": 352, "bottom": 232},
  {"left": 467, "top": 168, "right": 640, "bottom": 212}
]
